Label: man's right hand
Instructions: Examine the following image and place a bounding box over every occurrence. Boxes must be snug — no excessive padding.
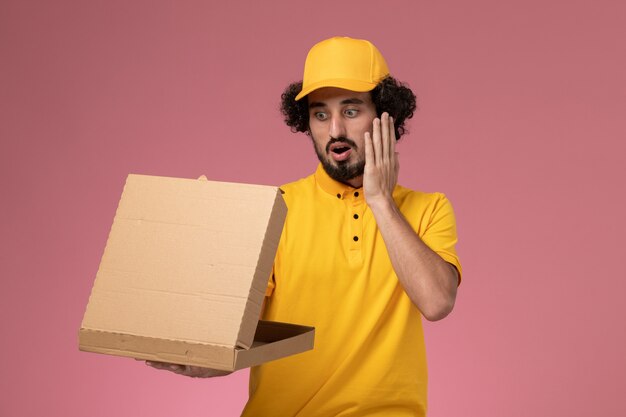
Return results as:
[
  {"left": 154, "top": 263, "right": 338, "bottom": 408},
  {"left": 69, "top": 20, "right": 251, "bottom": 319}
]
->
[{"left": 145, "top": 361, "right": 233, "bottom": 378}]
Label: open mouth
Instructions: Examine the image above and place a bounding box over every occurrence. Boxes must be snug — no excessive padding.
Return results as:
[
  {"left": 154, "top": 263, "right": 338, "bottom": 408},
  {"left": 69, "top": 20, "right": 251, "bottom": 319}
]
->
[
  {"left": 332, "top": 146, "right": 351, "bottom": 154},
  {"left": 328, "top": 142, "right": 353, "bottom": 162}
]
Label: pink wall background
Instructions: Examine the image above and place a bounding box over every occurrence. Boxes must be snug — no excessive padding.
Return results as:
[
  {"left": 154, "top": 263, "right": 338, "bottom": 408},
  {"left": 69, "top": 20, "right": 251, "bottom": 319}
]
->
[{"left": 1, "top": 0, "right": 625, "bottom": 416}]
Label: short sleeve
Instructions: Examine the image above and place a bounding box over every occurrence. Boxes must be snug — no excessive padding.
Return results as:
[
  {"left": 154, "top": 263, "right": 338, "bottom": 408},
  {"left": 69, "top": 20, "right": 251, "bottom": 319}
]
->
[{"left": 421, "top": 193, "right": 463, "bottom": 283}]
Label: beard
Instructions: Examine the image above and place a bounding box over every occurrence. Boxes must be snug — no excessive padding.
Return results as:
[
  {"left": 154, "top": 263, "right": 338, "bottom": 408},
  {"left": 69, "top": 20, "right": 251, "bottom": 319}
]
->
[{"left": 312, "top": 136, "right": 365, "bottom": 185}]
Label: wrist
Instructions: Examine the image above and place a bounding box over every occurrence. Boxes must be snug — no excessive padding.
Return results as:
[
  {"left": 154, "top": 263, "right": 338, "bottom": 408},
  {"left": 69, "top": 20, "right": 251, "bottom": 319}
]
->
[{"left": 367, "top": 195, "right": 398, "bottom": 217}]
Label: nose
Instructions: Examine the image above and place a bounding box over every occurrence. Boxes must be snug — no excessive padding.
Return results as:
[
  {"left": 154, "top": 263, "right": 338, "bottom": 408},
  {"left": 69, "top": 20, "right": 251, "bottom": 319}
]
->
[{"left": 329, "top": 114, "right": 347, "bottom": 139}]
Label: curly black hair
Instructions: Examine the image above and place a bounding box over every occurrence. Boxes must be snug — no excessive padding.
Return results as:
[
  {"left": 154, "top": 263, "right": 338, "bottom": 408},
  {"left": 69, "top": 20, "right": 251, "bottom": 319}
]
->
[{"left": 280, "top": 77, "right": 417, "bottom": 139}]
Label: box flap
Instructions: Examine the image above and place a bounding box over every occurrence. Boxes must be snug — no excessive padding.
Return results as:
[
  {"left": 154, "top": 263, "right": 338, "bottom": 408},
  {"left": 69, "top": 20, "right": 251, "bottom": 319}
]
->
[
  {"left": 78, "top": 319, "right": 315, "bottom": 371},
  {"left": 80, "top": 174, "right": 286, "bottom": 350},
  {"left": 233, "top": 320, "right": 315, "bottom": 370},
  {"left": 79, "top": 327, "right": 236, "bottom": 370}
]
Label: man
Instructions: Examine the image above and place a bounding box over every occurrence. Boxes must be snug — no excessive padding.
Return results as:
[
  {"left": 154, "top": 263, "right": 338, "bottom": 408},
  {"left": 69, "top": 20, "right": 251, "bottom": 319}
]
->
[{"left": 149, "top": 36, "right": 461, "bottom": 416}]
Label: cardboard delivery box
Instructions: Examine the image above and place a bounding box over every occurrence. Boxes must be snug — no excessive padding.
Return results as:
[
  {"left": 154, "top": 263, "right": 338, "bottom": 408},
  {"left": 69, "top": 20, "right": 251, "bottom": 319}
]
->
[{"left": 79, "top": 174, "right": 314, "bottom": 371}]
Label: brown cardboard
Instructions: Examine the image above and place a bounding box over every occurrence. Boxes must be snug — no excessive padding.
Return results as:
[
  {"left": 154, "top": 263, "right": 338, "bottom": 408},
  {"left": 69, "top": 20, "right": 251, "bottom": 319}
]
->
[{"left": 79, "top": 174, "right": 314, "bottom": 371}]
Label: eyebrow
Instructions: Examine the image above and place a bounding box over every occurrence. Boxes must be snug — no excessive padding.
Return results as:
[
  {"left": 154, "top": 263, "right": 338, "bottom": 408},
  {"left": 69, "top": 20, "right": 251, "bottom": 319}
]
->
[{"left": 308, "top": 98, "right": 366, "bottom": 109}]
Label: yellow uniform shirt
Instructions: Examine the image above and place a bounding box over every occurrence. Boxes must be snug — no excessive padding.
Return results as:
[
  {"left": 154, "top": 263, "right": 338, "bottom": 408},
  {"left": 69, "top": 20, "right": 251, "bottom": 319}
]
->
[{"left": 242, "top": 164, "right": 462, "bottom": 417}]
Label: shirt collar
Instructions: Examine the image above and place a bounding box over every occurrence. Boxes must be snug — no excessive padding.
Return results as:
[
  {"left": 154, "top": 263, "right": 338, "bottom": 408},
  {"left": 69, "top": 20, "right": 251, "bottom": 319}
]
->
[{"left": 314, "top": 163, "right": 363, "bottom": 200}]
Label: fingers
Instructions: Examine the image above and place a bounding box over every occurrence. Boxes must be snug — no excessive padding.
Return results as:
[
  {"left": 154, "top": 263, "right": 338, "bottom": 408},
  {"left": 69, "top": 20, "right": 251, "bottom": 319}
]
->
[
  {"left": 388, "top": 115, "right": 396, "bottom": 158},
  {"left": 145, "top": 361, "right": 233, "bottom": 378},
  {"left": 364, "top": 131, "right": 375, "bottom": 167},
  {"left": 364, "top": 113, "right": 399, "bottom": 203},
  {"left": 388, "top": 115, "right": 397, "bottom": 176},
  {"left": 369, "top": 113, "right": 396, "bottom": 161},
  {"left": 366, "top": 112, "right": 398, "bottom": 184},
  {"left": 372, "top": 116, "right": 383, "bottom": 166},
  {"left": 394, "top": 151, "right": 400, "bottom": 184},
  {"left": 381, "top": 114, "right": 390, "bottom": 163},
  {"left": 146, "top": 360, "right": 186, "bottom": 373}
]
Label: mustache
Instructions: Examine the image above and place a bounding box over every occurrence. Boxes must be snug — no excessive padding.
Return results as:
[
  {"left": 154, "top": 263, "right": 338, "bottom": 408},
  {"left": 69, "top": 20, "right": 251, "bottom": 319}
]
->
[{"left": 325, "top": 137, "right": 358, "bottom": 153}]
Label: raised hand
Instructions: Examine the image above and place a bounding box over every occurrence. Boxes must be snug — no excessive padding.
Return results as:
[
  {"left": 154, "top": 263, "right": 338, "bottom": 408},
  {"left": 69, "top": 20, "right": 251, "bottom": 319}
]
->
[{"left": 363, "top": 112, "right": 399, "bottom": 208}]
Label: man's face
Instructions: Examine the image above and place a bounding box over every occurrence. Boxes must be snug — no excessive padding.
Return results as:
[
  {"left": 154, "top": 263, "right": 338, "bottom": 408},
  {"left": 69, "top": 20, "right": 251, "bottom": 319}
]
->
[{"left": 307, "top": 87, "right": 377, "bottom": 187}]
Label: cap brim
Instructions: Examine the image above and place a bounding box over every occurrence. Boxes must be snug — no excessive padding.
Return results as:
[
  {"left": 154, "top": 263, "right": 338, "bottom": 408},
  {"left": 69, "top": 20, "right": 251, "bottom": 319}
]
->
[{"left": 295, "top": 79, "right": 380, "bottom": 101}]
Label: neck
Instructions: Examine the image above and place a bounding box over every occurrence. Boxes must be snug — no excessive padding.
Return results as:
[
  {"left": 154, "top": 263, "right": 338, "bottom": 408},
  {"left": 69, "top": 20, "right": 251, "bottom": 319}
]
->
[{"left": 344, "top": 175, "right": 363, "bottom": 189}]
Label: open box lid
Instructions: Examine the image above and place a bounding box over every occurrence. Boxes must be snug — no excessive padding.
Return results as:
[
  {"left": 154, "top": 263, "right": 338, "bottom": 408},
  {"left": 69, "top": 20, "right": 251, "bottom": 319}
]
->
[{"left": 80, "top": 174, "right": 287, "bottom": 351}]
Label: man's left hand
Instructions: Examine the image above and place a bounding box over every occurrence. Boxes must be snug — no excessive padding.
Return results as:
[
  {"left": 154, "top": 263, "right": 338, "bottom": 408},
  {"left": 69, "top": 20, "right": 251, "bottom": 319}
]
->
[{"left": 363, "top": 112, "right": 399, "bottom": 207}]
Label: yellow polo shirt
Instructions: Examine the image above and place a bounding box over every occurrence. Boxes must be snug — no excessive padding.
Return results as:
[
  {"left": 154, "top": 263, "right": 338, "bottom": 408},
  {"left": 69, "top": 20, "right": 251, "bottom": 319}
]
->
[{"left": 242, "top": 164, "right": 461, "bottom": 417}]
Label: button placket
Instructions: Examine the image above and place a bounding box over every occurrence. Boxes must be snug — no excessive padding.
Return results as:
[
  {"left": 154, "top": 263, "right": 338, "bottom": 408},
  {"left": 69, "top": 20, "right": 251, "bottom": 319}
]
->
[{"left": 350, "top": 191, "right": 364, "bottom": 250}]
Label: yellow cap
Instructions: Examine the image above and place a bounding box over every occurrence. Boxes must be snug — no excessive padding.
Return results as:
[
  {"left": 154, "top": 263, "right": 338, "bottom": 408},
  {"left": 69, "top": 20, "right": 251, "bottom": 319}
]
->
[{"left": 295, "top": 36, "right": 390, "bottom": 101}]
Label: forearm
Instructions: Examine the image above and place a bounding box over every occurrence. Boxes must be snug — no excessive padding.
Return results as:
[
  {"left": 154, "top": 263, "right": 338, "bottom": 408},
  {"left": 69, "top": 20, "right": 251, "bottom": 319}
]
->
[
  {"left": 369, "top": 197, "right": 458, "bottom": 321},
  {"left": 362, "top": 113, "right": 458, "bottom": 320}
]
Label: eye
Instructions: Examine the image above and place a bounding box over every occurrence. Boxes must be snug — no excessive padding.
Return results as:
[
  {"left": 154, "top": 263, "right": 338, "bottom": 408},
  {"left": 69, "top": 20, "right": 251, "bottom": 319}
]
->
[
  {"left": 344, "top": 108, "right": 359, "bottom": 118},
  {"left": 314, "top": 112, "right": 328, "bottom": 121}
]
